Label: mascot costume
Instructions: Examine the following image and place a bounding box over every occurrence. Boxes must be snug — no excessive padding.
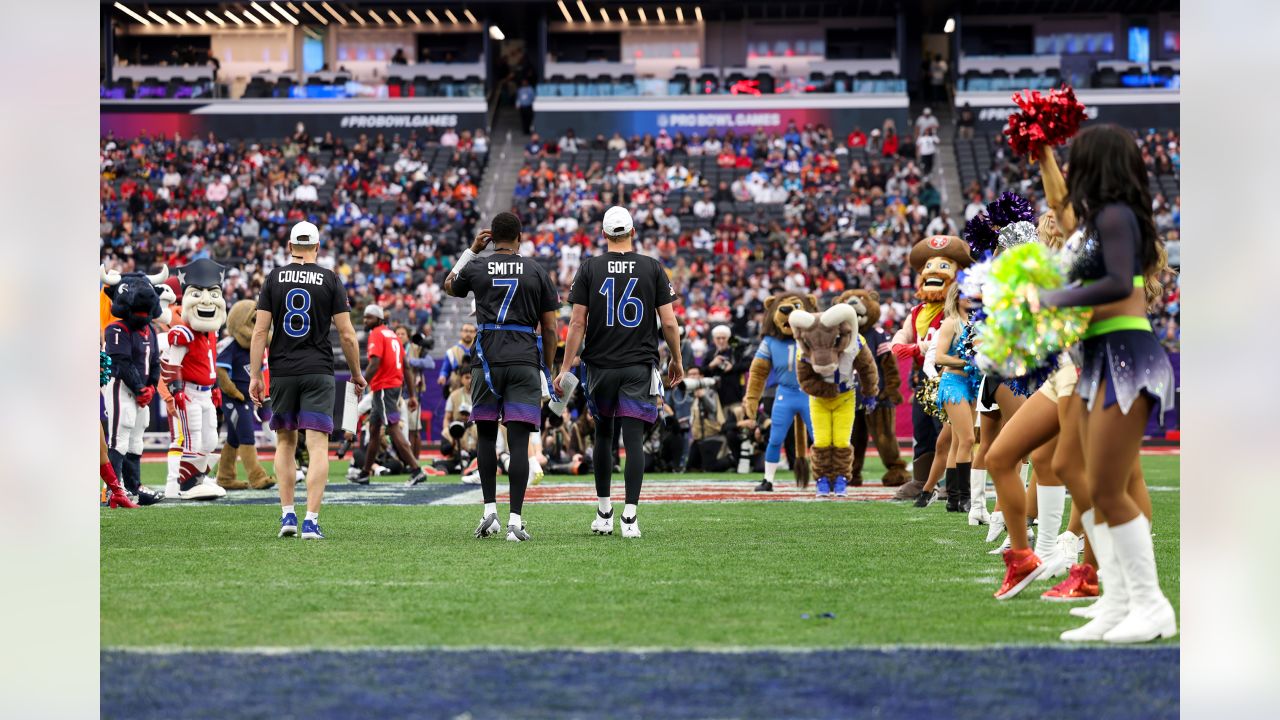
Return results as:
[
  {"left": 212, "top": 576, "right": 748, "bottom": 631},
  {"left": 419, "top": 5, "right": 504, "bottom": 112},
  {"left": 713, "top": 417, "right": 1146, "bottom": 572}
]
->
[
  {"left": 889, "top": 235, "right": 974, "bottom": 500},
  {"left": 788, "top": 303, "right": 879, "bottom": 497},
  {"left": 161, "top": 258, "right": 229, "bottom": 501},
  {"left": 215, "top": 300, "right": 275, "bottom": 490},
  {"left": 837, "top": 289, "right": 910, "bottom": 487},
  {"left": 100, "top": 264, "right": 168, "bottom": 505},
  {"left": 742, "top": 293, "right": 819, "bottom": 491}
]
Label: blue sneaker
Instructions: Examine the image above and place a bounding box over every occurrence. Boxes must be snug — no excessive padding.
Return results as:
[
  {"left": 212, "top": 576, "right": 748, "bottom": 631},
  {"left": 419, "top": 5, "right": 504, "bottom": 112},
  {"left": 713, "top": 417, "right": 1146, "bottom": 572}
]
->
[
  {"left": 300, "top": 519, "right": 325, "bottom": 540},
  {"left": 279, "top": 512, "right": 298, "bottom": 538},
  {"left": 834, "top": 476, "right": 849, "bottom": 497},
  {"left": 816, "top": 477, "right": 831, "bottom": 497}
]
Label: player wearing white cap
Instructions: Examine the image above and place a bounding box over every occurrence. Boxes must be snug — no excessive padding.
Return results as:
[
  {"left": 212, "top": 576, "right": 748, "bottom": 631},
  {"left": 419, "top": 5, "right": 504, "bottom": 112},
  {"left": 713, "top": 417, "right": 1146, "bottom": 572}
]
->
[
  {"left": 250, "top": 221, "right": 367, "bottom": 540},
  {"left": 555, "top": 206, "right": 684, "bottom": 538}
]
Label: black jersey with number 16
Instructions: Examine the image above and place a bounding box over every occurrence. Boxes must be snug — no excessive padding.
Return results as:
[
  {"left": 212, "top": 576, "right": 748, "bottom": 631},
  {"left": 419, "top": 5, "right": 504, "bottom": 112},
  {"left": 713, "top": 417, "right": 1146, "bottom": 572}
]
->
[
  {"left": 568, "top": 252, "right": 676, "bottom": 369},
  {"left": 256, "top": 263, "right": 350, "bottom": 377}
]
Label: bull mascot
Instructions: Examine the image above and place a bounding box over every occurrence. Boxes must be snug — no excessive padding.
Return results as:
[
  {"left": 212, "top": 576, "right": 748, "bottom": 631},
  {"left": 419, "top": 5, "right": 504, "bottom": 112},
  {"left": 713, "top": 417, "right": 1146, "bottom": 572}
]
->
[
  {"left": 101, "top": 264, "right": 169, "bottom": 505},
  {"left": 741, "top": 293, "right": 819, "bottom": 491},
  {"left": 836, "top": 289, "right": 910, "bottom": 487},
  {"left": 161, "top": 259, "right": 229, "bottom": 501}
]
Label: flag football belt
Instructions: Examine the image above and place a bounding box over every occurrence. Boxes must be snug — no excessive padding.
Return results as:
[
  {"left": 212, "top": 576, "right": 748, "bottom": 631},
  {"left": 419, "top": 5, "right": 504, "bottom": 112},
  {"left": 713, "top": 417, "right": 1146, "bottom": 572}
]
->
[
  {"left": 188, "top": 383, "right": 215, "bottom": 392},
  {"left": 475, "top": 323, "right": 559, "bottom": 403}
]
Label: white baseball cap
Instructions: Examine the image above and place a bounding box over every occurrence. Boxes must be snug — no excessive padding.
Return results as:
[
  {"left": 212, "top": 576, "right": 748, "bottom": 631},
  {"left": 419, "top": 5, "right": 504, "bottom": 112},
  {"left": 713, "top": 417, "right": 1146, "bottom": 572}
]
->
[
  {"left": 290, "top": 220, "right": 320, "bottom": 245},
  {"left": 602, "top": 206, "right": 633, "bottom": 237},
  {"left": 364, "top": 304, "right": 384, "bottom": 319}
]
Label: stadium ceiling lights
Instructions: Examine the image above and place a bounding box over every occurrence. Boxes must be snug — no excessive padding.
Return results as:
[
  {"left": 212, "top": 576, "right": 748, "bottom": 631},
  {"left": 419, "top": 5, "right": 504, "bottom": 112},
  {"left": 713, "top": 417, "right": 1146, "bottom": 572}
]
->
[
  {"left": 695, "top": 6, "right": 703, "bottom": 22},
  {"left": 943, "top": 17, "right": 955, "bottom": 33},
  {"left": 656, "top": 7, "right": 665, "bottom": 22},
  {"left": 463, "top": 9, "right": 478, "bottom": 25},
  {"left": 599, "top": 8, "right": 608, "bottom": 22},
  {"left": 576, "top": 0, "right": 591, "bottom": 23},
  {"left": 113, "top": 3, "right": 149, "bottom": 25},
  {"left": 164, "top": 10, "right": 187, "bottom": 25},
  {"left": 444, "top": 9, "right": 459, "bottom": 24},
  {"left": 185, "top": 10, "right": 207, "bottom": 25},
  {"left": 405, "top": 9, "right": 421, "bottom": 23},
  {"left": 249, "top": 3, "right": 282, "bottom": 25},
  {"left": 557, "top": 0, "right": 572, "bottom": 23},
  {"left": 269, "top": 2, "right": 300, "bottom": 25},
  {"left": 676, "top": 7, "right": 684, "bottom": 23},
  {"left": 242, "top": 10, "right": 264, "bottom": 26},
  {"left": 489, "top": 24, "right": 505, "bottom": 40},
  {"left": 425, "top": 9, "right": 441, "bottom": 24},
  {"left": 224, "top": 9, "right": 246, "bottom": 25},
  {"left": 303, "top": 3, "right": 328, "bottom": 24},
  {"left": 321, "top": 2, "right": 347, "bottom": 24},
  {"left": 146, "top": 10, "right": 167, "bottom": 25},
  {"left": 637, "top": 7, "right": 646, "bottom": 23},
  {"left": 349, "top": 9, "right": 367, "bottom": 25},
  {"left": 204, "top": 9, "right": 226, "bottom": 26},
  {"left": 619, "top": 8, "right": 628, "bottom": 23},
  {"left": 369, "top": 9, "right": 385, "bottom": 24},
  {"left": 388, "top": 10, "right": 403, "bottom": 24}
]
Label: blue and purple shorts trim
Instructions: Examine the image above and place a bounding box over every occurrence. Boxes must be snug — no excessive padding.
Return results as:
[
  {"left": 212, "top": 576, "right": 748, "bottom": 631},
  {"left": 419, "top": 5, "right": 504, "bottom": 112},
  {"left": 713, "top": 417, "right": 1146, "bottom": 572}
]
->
[
  {"left": 471, "top": 364, "right": 544, "bottom": 428},
  {"left": 584, "top": 364, "right": 660, "bottom": 424},
  {"left": 268, "top": 373, "right": 336, "bottom": 435}
]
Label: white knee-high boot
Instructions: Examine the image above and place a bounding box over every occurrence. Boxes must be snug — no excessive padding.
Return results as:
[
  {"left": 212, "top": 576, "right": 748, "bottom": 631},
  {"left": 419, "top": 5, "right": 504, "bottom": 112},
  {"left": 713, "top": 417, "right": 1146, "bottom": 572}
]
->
[
  {"left": 1102, "top": 515, "right": 1177, "bottom": 643},
  {"left": 968, "top": 468, "right": 990, "bottom": 525},
  {"left": 1061, "top": 515, "right": 1130, "bottom": 642}
]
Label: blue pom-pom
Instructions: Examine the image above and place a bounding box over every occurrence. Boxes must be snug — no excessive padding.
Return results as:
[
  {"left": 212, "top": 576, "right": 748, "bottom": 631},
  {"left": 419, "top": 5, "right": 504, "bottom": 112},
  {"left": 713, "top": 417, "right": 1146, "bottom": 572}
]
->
[
  {"left": 1005, "top": 355, "right": 1061, "bottom": 396},
  {"left": 963, "top": 212, "right": 999, "bottom": 260},
  {"left": 987, "top": 191, "right": 1037, "bottom": 227}
]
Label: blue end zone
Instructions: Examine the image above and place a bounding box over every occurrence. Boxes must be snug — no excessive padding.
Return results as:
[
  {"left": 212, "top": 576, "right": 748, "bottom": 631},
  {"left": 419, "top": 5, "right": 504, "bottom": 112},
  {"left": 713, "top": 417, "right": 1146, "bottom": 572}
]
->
[{"left": 102, "top": 647, "right": 1178, "bottom": 719}]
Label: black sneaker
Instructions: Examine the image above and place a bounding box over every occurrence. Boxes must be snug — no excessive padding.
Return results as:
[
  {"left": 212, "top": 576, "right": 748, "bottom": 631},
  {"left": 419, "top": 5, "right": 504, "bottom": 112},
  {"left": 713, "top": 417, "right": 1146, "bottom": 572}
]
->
[
  {"left": 336, "top": 437, "right": 353, "bottom": 459},
  {"left": 135, "top": 486, "right": 164, "bottom": 506},
  {"left": 914, "top": 489, "right": 938, "bottom": 508},
  {"left": 404, "top": 470, "right": 428, "bottom": 487},
  {"left": 754, "top": 480, "right": 774, "bottom": 492},
  {"left": 349, "top": 474, "right": 371, "bottom": 485}
]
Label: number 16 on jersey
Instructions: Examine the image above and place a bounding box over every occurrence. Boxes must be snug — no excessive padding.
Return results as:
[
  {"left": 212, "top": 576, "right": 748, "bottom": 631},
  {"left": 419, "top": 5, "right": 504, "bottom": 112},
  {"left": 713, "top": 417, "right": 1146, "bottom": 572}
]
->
[{"left": 599, "top": 277, "right": 642, "bottom": 328}]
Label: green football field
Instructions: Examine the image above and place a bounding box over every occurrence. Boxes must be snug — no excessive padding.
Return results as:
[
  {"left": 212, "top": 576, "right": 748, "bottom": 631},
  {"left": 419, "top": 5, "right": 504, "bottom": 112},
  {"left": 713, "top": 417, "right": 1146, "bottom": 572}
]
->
[{"left": 101, "top": 454, "right": 1179, "bottom": 650}]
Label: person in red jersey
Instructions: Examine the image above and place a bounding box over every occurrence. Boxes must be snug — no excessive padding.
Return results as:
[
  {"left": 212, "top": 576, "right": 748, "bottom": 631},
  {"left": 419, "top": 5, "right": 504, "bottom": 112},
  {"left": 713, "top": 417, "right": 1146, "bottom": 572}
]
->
[
  {"left": 350, "top": 304, "right": 428, "bottom": 486},
  {"left": 161, "top": 259, "right": 229, "bottom": 501}
]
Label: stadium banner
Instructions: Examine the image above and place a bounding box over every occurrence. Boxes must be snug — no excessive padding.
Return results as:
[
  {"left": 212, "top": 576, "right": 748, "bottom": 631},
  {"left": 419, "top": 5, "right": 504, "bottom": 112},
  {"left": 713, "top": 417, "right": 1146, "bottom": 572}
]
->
[
  {"left": 530, "top": 95, "right": 911, "bottom": 140},
  {"left": 101, "top": 99, "right": 489, "bottom": 140},
  {"left": 954, "top": 89, "right": 1180, "bottom": 131}
]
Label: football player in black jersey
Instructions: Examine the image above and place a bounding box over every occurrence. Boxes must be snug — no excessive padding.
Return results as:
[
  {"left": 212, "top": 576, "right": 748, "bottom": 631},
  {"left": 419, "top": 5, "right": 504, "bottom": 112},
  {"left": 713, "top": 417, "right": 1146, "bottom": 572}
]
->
[
  {"left": 555, "top": 206, "right": 684, "bottom": 538},
  {"left": 445, "top": 212, "right": 560, "bottom": 542}
]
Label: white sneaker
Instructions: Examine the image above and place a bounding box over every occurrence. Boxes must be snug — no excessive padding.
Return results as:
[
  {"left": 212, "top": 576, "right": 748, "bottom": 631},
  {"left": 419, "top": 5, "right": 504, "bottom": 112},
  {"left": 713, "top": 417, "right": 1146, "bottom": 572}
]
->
[
  {"left": 985, "top": 511, "right": 1006, "bottom": 542},
  {"left": 506, "top": 522, "right": 532, "bottom": 542},
  {"left": 461, "top": 472, "right": 481, "bottom": 485},
  {"left": 591, "top": 508, "right": 614, "bottom": 535},
  {"left": 621, "top": 515, "right": 641, "bottom": 538},
  {"left": 201, "top": 474, "right": 228, "bottom": 498}
]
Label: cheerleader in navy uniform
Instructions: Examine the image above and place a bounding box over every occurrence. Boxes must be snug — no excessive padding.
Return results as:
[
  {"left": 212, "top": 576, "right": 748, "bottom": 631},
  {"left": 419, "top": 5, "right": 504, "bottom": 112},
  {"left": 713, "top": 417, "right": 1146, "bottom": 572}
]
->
[
  {"left": 1035, "top": 125, "right": 1176, "bottom": 643},
  {"left": 931, "top": 282, "right": 981, "bottom": 514}
]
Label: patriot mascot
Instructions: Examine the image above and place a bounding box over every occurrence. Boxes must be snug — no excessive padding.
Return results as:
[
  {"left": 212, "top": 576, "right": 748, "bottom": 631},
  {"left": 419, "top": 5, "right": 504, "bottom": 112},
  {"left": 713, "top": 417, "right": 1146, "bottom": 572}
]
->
[{"left": 162, "top": 259, "right": 229, "bottom": 501}]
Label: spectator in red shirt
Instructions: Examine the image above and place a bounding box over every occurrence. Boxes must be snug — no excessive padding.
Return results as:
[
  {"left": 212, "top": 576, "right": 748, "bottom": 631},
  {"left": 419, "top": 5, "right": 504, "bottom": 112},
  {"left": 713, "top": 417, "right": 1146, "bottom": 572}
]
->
[{"left": 847, "top": 127, "right": 868, "bottom": 148}]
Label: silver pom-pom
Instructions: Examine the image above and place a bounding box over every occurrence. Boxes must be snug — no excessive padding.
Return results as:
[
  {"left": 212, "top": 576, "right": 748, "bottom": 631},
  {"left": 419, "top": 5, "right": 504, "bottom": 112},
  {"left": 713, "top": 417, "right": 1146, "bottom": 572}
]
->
[
  {"left": 959, "top": 259, "right": 991, "bottom": 299},
  {"left": 998, "top": 221, "right": 1038, "bottom": 251}
]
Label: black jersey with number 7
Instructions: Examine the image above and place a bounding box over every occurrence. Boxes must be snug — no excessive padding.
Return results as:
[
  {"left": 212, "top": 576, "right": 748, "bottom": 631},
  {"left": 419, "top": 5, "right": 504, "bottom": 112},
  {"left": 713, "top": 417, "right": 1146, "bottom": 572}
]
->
[
  {"left": 257, "top": 263, "right": 349, "bottom": 377},
  {"left": 568, "top": 252, "right": 676, "bottom": 369},
  {"left": 452, "top": 254, "right": 560, "bottom": 368}
]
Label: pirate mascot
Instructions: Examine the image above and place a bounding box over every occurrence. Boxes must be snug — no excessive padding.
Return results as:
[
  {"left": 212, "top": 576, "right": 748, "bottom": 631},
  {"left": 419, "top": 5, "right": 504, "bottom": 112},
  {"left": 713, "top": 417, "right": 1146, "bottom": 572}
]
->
[
  {"left": 161, "top": 259, "right": 229, "bottom": 501},
  {"left": 101, "top": 265, "right": 169, "bottom": 505},
  {"left": 888, "top": 235, "right": 974, "bottom": 501}
]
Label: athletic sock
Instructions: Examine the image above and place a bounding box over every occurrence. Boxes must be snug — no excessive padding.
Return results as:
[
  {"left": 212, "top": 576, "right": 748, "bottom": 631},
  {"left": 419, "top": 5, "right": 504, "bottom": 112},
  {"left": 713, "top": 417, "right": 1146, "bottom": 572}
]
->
[
  {"left": 304, "top": 511, "right": 319, "bottom": 523},
  {"left": 598, "top": 497, "right": 613, "bottom": 514},
  {"left": 620, "top": 418, "right": 645, "bottom": 506},
  {"left": 484, "top": 502, "right": 497, "bottom": 517},
  {"left": 508, "top": 512, "right": 522, "bottom": 529},
  {"left": 476, "top": 421, "right": 500, "bottom": 505},
  {"left": 623, "top": 503, "right": 637, "bottom": 521},
  {"left": 764, "top": 461, "right": 779, "bottom": 483},
  {"left": 282, "top": 505, "right": 295, "bottom": 517},
  {"left": 1034, "top": 485, "right": 1067, "bottom": 557}
]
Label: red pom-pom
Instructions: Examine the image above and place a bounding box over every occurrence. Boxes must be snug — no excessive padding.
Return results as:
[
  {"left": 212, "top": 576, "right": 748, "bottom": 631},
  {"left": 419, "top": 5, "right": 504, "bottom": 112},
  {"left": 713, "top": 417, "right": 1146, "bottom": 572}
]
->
[{"left": 1003, "top": 86, "right": 1089, "bottom": 157}]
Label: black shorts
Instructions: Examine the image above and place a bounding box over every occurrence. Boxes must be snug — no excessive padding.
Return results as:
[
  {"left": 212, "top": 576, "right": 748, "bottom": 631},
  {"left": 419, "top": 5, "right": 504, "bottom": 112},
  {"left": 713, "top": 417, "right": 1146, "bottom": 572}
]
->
[
  {"left": 370, "top": 387, "right": 402, "bottom": 425},
  {"left": 269, "top": 373, "right": 335, "bottom": 434},
  {"left": 584, "top": 363, "right": 659, "bottom": 424},
  {"left": 471, "top": 364, "right": 543, "bottom": 428}
]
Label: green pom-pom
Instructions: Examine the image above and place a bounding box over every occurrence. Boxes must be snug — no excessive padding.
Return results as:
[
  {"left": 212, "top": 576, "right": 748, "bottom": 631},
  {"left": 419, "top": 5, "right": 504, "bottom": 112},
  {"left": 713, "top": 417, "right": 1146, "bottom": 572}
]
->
[{"left": 975, "top": 243, "right": 1089, "bottom": 378}]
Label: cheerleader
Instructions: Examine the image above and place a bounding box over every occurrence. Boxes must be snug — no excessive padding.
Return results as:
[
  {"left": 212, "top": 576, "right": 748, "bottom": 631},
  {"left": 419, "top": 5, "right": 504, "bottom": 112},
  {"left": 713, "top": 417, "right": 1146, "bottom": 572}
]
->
[
  {"left": 932, "top": 283, "right": 980, "bottom": 513},
  {"left": 1034, "top": 125, "right": 1176, "bottom": 643}
]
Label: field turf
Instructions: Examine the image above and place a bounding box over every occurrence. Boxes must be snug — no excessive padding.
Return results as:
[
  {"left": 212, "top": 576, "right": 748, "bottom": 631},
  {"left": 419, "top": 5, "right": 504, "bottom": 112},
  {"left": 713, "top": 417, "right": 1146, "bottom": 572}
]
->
[{"left": 101, "top": 455, "right": 1179, "bottom": 718}]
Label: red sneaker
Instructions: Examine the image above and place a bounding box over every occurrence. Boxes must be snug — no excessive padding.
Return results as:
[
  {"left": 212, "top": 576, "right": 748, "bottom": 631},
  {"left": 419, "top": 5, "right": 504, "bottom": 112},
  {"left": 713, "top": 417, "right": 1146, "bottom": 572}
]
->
[
  {"left": 1040, "top": 563, "right": 1099, "bottom": 602},
  {"left": 994, "top": 548, "right": 1043, "bottom": 600}
]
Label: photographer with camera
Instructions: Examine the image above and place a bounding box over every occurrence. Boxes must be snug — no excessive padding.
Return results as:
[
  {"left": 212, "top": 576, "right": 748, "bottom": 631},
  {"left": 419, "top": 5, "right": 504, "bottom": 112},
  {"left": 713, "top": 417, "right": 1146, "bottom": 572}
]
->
[
  {"left": 438, "top": 360, "right": 477, "bottom": 478},
  {"left": 684, "top": 367, "right": 735, "bottom": 472},
  {"left": 436, "top": 321, "right": 476, "bottom": 399},
  {"left": 701, "top": 325, "right": 752, "bottom": 408}
]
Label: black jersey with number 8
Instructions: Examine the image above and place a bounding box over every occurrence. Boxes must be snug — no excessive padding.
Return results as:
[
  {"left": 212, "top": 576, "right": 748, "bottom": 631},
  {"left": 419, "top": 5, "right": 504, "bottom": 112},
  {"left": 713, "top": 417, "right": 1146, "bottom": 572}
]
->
[
  {"left": 568, "top": 252, "right": 676, "bottom": 369},
  {"left": 257, "top": 262, "right": 350, "bottom": 377}
]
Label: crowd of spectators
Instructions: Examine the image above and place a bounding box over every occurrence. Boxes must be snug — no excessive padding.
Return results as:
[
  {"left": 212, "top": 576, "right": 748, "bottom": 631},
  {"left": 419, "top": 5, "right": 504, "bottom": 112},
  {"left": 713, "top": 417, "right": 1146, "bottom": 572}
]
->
[{"left": 98, "top": 125, "right": 490, "bottom": 330}]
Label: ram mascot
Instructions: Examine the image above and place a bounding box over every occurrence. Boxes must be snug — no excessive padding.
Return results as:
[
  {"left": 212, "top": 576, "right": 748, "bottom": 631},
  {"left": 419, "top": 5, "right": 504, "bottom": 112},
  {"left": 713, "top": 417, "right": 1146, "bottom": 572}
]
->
[
  {"left": 836, "top": 289, "right": 910, "bottom": 487},
  {"left": 788, "top": 303, "right": 879, "bottom": 497},
  {"left": 741, "top": 293, "right": 819, "bottom": 491}
]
